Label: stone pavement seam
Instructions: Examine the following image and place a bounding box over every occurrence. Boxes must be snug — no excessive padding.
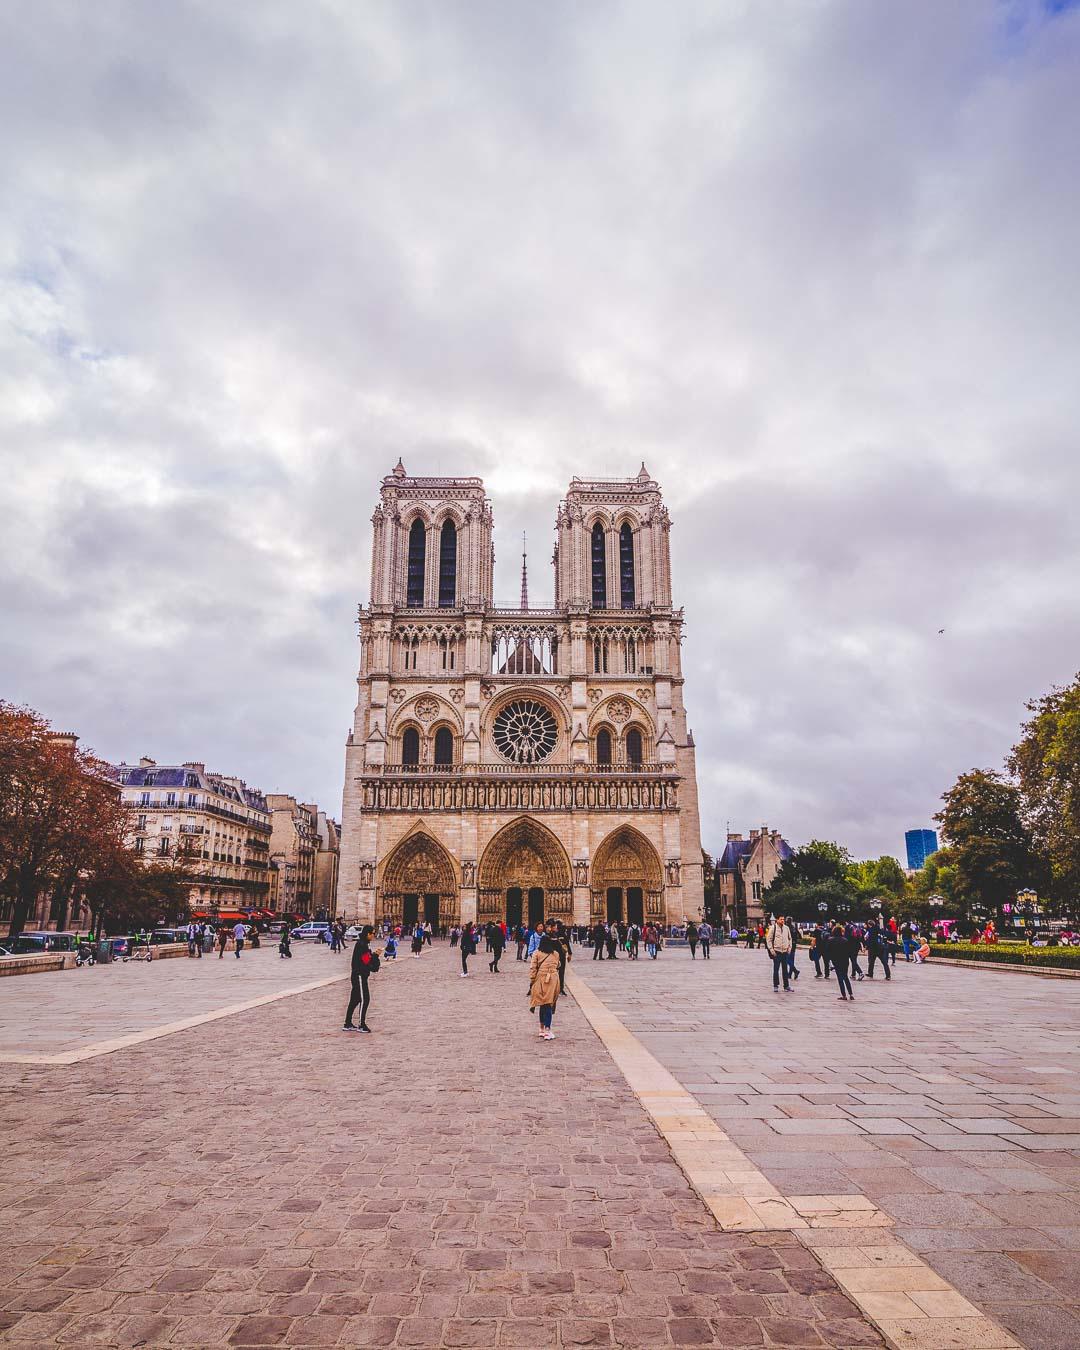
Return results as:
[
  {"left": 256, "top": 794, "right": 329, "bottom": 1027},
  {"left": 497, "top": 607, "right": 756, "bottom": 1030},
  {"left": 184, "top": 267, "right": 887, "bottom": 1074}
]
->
[
  {"left": 0, "top": 971, "right": 349, "bottom": 1066},
  {"left": 567, "top": 967, "right": 1023, "bottom": 1350}
]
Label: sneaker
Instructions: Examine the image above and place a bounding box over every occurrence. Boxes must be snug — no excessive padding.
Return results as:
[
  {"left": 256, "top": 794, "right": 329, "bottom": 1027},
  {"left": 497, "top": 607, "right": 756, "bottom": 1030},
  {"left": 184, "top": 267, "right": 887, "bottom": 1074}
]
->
[
  {"left": 343, "top": 1024, "right": 359, "bottom": 1031},
  {"left": 837, "top": 996, "right": 847, "bottom": 1001},
  {"left": 359, "top": 1025, "right": 372, "bottom": 1033},
  {"left": 784, "top": 987, "right": 794, "bottom": 993},
  {"left": 543, "top": 1031, "right": 556, "bottom": 1040}
]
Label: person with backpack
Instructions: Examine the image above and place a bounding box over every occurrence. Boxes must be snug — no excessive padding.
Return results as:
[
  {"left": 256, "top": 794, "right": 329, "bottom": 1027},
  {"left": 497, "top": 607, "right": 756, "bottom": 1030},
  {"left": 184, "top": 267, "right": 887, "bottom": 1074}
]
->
[
  {"left": 343, "top": 926, "right": 380, "bottom": 1033},
  {"left": 626, "top": 922, "right": 640, "bottom": 960},
  {"left": 866, "top": 922, "right": 892, "bottom": 980},
  {"left": 460, "top": 922, "right": 477, "bottom": 977},
  {"left": 515, "top": 924, "right": 527, "bottom": 961},
  {"left": 698, "top": 920, "right": 712, "bottom": 959},
  {"left": 528, "top": 920, "right": 564, "bottom": 1042},
  {"left": 686, "top": 920, "right": 699, "bottom": 959},
  {"left": 765, "top": 915, "right": 794, "bottom": 992},
  {"left": 278, "top": 925, "right": 292, "bottom": 960}
]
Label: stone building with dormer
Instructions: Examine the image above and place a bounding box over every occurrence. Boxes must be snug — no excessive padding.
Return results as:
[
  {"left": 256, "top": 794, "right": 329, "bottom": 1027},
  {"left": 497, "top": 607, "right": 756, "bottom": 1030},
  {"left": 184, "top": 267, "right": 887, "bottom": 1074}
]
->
[{"left": 336, "top": 462, "right": 703, "bottom": 931}]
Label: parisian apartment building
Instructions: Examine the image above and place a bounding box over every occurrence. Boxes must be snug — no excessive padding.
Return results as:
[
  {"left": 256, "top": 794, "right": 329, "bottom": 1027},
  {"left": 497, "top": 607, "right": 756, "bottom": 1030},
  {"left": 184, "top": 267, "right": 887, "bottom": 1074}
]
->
[{"left": 716, "top": 825, "right": 793, "bottom": 927}]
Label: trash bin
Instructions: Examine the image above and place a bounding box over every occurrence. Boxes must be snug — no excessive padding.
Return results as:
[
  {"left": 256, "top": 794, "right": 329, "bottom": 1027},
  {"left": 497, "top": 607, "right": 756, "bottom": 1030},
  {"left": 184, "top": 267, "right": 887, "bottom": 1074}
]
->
[{"left": 96, "top": 940, "right": 113, "bottom": 964}]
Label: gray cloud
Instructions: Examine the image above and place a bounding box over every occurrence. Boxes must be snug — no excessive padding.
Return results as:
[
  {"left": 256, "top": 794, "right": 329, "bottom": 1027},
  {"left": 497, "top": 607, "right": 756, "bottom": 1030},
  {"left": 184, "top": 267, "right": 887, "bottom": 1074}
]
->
[{"left": 2, "top": 0, "right": 1078, "bottom": 857}]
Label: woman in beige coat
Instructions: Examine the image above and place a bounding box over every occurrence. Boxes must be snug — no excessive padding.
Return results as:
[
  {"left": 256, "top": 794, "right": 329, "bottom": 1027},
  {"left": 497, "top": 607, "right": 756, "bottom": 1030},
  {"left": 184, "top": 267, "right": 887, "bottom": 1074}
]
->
[{"left": 528, "top": 927, "right": 562, "bottom": 1041}]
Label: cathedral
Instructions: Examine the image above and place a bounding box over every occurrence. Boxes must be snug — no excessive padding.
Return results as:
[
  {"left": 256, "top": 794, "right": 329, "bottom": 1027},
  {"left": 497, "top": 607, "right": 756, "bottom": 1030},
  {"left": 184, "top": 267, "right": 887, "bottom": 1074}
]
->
[{"left": 336, "top": 462, "right": 703, "bottom": 931}]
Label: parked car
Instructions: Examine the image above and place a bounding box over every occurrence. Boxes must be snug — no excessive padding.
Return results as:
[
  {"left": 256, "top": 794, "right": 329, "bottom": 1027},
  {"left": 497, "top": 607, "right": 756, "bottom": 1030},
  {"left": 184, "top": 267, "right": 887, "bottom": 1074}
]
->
[
  {"left": 1, "top": 931, "right": 79, "bottom": 955},
  {"left": 290, "top": 922, "right": 331, "bottom": 941},
  {"left": 344, "top": 926, "right": 362, "bottom": 941}
]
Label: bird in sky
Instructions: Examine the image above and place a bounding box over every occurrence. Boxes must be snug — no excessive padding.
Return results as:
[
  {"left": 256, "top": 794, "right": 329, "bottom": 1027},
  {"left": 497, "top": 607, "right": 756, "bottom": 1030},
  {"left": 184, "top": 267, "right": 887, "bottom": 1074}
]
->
[{"left": 938, "top": 628, "right": 945, "bottom": 634}]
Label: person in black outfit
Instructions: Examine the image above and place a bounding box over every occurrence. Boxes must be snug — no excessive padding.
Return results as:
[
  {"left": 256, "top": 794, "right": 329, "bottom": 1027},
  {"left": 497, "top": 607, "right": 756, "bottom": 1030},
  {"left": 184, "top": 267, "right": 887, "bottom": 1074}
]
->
[
  {"left": 487, "top": 921, "right": 505, "bottom": 973},
  {"left": 687, "top": 920, "right": 699, "bottom": 959},
  {"left": 592, "top": 921, "right": 607, "bottom": 960},
  {"left": 866, "top": 923, "right": 892, "bottom": 980},
  {"left": 344, "top": 925, "right": 380, "bottom": 1032},
  {"left": 827, "top": 923, "right": 854, "bottom": 1001},
  {"left": 460, "top": 921, "right": 477, "bottom": 977}
]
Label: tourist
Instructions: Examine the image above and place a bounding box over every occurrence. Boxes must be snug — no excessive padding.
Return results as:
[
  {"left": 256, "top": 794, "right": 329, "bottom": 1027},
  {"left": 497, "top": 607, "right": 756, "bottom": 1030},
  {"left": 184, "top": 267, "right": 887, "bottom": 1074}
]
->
[
  {"left": 411, "top": 926, "right": 424, "bottom": 958},
  {"left": 605, "top": 922, "right": 619, "bottom": 960},
  {"left": 515, "top": 924, "right": 527, "bottom": 961},
  {"left": 449, "top": 926, "right": 460, "bottom": 949},
  {"left": 528, "top": 922, "right": 563, "bottom": 1041},
  {"left": 216, "top": 925, "right": 228, "bottom": 958},
  {"left": 900, "top": 920, "right": 915, "bottom": 961},
  {"left": 186, "top": 920, "right": 199, "bottom": 958},
  {"left": 828, "top": 922, "right": 855, "bottom": 1001},
  {"left": 424, "top": 920, "right": 434, "bottom": 946},
  {"left": 809, "top": 924, "right": 829, "bottom": 978},
  {"left": 785, "top": 923, "right": 800, "bottom": 982},
  {"left": 552, "top": 919, "right": 571, "bottom": 993},
  {"left": 232, "top": 919, "right": 248, "bottom": 959},
  {"left": 699, "top": 919, "right": 712, "bottom": 959},
  {"left": 644, "top": 921, "right": 660, "bottom": 959},
  {"left": 487, "top": 920, "right": 505, "bottom": 973},
  {"left": 527, "top": 924, "right": 544, "bottom": 958},
  {"left": 687, "top": 920, "right": 699, "bottom": 959},
  {"left": 343, "top": 925, "right": 380, "bottom": 1032},
  {"left": 765, "top": 914, "right": 793, "bottom": 992},
  {"left": 460, "top": 922, "right": 477, "bottom": 977},
  {"left": 591, "top": 920, "right": 607, "bottom": 960},
  {"left": 383, "top": 932, "right": 398, "bottom": 960},
  {"left": 627, "top": 922, "right": 640, "bottom": 959},
  {"left": 866, "top": 923, "right": 891, "bottom": 980},
  {"left": 279, "top": 925, "right": 292, "bottom": 960}
]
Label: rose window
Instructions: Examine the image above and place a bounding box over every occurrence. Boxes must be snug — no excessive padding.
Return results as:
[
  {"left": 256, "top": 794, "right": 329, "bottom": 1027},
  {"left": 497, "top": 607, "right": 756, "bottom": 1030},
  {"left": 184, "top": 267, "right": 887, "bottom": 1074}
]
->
[{"left": 492, "top": 700, "right": 558, "bottom": 764}]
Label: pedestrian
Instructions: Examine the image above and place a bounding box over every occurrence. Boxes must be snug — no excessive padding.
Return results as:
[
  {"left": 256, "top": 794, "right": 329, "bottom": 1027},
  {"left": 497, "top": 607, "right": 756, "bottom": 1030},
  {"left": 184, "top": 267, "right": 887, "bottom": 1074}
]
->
[
  {"left": 216, "top": 925, "right": 228, "bottom": 958},
  {"left": 460, "top": 921, "right": 477, "bottom": 977},
  {"left": 528, "top": 921, "right": 563, "bottom": 1041},
  {"left": 527, "top": 924, "right": 544, "bottom": 958},
  {"left": 515, "top": 924, "right": 527, "bottom": 961},
  {"left": 411, "top": 926, "right": 424, "bottom": 958},
  {"left": 232, "top": 919, "right": 247, "bottom": 959},
  {"left": 627, "top": 922, "right": 640, "bottom": 960},
  {"left": 605, "top": 922, "right": 618, "bottom": 960},
  {"left": 450, "top": 925, "right": 460, "bottom": 949},
  {"left": 699, "top": 919, "right": 712, "bottom": 959},
  {"left": 424, "top": 921, "right": 433, "bottom": 946},
  {"left": 687, "top": 920, "right": 699, "bottom": 959},
  {"left": 828, "top": 922, "right": 855, "bottom": 1001},
  {"left": 383, "top": 932, "right": 398, "bottom": 960},
  {"left": 765, "top": 914, "right": 793, "bottom": 992},
  {"left": 279, "top": 924, "right": 292, "bottom": 959},
  {"left": 848, "top": 923, "right": 866, "bottom": 981},
  {"left": 591, "top": 920, "right": 607, "bottom": 960},
  {"left": 343, "top": 925, "right": 380, "bottom": 1032},
  {"left": 900, "top": 921, "right": 915, "bottom": 962},
  {"left": 809, "top": 926, "right": 825, "bottom": 978},
  {"left": 786, "top": 923, "right": 800, "bottom": 983},
  {"left": 488, "top": 920, "right": 505, "bottom": 973},
  {"left": 866, "top": 923, "right": 892, "bottom": 980},
  {"left": 186, "top": 920, "right": 199, "bottom": 958},
  {"left": 644, "top": 922, "right": 660, "bottom": 959}
]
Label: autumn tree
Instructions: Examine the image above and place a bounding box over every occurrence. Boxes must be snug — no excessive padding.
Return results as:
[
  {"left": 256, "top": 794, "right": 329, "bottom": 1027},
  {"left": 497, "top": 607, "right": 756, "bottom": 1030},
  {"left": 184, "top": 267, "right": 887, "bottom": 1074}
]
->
[{"left": 0, "top": 701, "right": 133, "bottom": 937}]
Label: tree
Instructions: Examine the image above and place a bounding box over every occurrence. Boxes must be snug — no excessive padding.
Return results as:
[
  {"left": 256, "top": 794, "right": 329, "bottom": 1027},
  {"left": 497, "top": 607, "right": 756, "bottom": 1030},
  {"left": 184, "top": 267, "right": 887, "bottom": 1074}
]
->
[
  {"left": 847, "top": 856, "right": 906, "bottom": 902},
  {"left": 764, "top": 840, "right": 858, "bottom": 922},
  {"left": 935, "top": 769, "right": 1044, "bottom": 924},
  {"left": 1008, "top": 672, "right": 1080, "bottom": 912},
  {"left": 0, "top": 702, "right": 133, "bottom": 937}
]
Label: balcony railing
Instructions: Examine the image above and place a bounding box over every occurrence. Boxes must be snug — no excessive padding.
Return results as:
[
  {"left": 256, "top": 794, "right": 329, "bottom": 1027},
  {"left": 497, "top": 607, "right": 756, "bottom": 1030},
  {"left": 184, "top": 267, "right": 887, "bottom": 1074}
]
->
[{"left": 376, "top": 761, "right": 674, "bottom": 777}]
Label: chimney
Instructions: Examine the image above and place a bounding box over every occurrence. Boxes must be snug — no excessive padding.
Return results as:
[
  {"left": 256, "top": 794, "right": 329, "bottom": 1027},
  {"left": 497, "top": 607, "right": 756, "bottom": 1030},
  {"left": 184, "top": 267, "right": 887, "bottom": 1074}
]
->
[
  {"left": 727, "top": 832, "right": 742, "bottom": 843},
  {"left": 749, "top": 829, "right": 760, "bottom": 842},
  {"left": 183, "top": 762, "right": 206, "bottom": 773},
  {"left": 48, "top": 732, "right": 79, "bottom": 752},
  {"left": 139, "top": 756, "right": 156, "bottom": 768}
]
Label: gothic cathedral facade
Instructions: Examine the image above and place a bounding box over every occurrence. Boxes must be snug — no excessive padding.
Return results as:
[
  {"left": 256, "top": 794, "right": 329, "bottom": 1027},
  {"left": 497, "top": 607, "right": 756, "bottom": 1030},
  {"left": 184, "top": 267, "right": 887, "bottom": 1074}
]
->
[{"left": 336, "top": 461, "right": 703, "bottom": 931}]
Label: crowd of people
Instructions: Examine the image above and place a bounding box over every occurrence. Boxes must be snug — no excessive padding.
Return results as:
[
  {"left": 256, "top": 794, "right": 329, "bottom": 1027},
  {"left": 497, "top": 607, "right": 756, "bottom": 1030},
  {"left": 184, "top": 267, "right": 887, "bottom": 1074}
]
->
[{"left": 760, "top": 913, "right": 929, "bottom": 1000}]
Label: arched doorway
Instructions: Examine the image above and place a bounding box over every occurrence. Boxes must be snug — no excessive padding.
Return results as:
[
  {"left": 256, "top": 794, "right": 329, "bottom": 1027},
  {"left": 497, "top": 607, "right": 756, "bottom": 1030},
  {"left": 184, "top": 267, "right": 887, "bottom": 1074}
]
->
[
  {"left": 592, "top": 826, "right": 663, "bottom": 927},
  {"left": 378, "top": 831, "right": 458, "bottom": 932},
  {"left": 478, "top": 817, "right": 572, "bottom": 929}
]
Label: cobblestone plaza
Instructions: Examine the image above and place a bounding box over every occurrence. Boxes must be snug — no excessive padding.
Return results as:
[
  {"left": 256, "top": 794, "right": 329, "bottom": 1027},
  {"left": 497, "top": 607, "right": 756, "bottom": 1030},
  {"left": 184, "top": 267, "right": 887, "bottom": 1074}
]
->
[{"left": 2, "top": 945, "right": 1078, "bottom": 1347}]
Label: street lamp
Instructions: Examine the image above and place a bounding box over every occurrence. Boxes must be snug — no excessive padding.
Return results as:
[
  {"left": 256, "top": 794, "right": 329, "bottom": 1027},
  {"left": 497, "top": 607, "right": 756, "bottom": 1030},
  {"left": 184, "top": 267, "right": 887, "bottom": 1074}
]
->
[{"left": 817, "top": 902, "right": 828, "bottom": 914}]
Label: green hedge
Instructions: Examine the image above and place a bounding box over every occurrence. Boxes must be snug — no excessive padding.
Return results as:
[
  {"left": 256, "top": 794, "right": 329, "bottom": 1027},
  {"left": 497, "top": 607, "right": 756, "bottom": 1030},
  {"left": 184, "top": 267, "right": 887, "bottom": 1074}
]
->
[{"left": 929, "top": 941, "right": 1080, "bottom": 969}]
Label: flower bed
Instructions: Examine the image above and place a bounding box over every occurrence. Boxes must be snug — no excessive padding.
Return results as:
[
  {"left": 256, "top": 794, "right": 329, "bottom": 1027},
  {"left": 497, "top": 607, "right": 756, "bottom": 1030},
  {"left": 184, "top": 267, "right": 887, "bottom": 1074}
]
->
[{"left": 929, "top": 941, "right": 1080, "bottom": 969}]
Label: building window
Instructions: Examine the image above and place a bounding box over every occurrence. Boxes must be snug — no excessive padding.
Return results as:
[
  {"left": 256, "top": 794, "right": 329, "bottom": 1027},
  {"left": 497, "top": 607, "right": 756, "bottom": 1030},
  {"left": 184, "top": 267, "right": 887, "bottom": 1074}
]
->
[
  {"left": 626, "top": 728, "right": 643, "bottom": 765},
  {"left": 438, "top": 520, "right": 457, "bottom": 608},
  {"left": 434, "top": 726, "right": 454, "bottom": 767},
  {"left": 752, "top": 880, "right": 761, "bottom": 901},
  {"left": 187, "top": 792, "right": 199, "bottom": 807},
  {"left": 591, "top": 522, "right": 606, "bottom": 607},
  {"left": 137, "top": 814, "right": 147, "bottom": 831},
  {"left": 140, "top": 792, "right": 150, "bottom": 806},
  {"left": 407, "top": 518, "right": 426, "bottom": 607},
  {"left": 134, "top": 837, "right": 145, "bottom": 854},
  {"left": 166, "top": 791, "right": 176, "bottom": 806},
  {"left": 619, "top": 522, "right": 635, "bottom": 608},
  {"left": 159, "top": 837, "right": 170, "bottom": 856},
  {"left": 401, "top": 726, "right": 420, "bottom": 768},
  {"left": 596, "top": 728, "right": 612, "bottom": 765}
]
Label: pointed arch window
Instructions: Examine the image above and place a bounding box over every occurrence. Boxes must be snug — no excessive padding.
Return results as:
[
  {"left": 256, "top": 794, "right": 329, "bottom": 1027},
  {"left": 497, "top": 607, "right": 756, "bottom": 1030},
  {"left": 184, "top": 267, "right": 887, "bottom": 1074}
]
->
[
  {"left": 626, "top": 727, "right": 643, "bottom": 766},
  {"left": 591, "top": 522, "right": 606, "bottom": 608},
  {"left": 438, "top": 521, "right": 457, "bottom": 608},
  {"left": 596, "top": 727, "right": 612, "bottom": 766},
  {"left": 401, "top": 726, "right": 420, "bottom": 768},
  {"left": 433, "top": 726, "right": 454, "bottom": 768},
  {"left": 407, "top": 519, "right": 426, "bottom": 608},
  {"left": 620, "top": 522, "right": 635, "bottom": 608}
]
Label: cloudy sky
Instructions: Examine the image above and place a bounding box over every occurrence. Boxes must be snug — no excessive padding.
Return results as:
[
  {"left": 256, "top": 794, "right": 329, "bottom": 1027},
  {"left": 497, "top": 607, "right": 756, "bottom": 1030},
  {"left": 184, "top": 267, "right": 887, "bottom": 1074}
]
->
[{"left": 2, "top": 0, "right": 1078, "bottom": 860}]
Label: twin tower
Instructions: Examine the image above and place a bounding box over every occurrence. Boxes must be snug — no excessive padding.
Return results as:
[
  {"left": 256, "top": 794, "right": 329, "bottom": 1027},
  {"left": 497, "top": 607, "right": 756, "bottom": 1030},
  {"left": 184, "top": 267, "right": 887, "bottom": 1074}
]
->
[{"left": 336, "top": 462, "right": 703, "bottom": 934}]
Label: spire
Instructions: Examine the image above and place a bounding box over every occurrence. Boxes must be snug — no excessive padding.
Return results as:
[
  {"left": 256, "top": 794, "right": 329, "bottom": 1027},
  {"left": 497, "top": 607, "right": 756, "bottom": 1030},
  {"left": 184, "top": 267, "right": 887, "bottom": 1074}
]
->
[
  {"left": 520, "top": 532, "right": 529, "bottom": 611},
  {"left": 392, "top": 457, "right": 406, "bottom": 478},
  {"left": 637, "top": 461, "right": 651, "bottom": 482}
]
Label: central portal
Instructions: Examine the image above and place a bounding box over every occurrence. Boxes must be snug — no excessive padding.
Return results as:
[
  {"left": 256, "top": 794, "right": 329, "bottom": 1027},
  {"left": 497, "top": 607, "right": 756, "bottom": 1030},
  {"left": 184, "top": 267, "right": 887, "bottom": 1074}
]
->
[{"left": 505, "top": 887, "right": 545, "bottom": 928}]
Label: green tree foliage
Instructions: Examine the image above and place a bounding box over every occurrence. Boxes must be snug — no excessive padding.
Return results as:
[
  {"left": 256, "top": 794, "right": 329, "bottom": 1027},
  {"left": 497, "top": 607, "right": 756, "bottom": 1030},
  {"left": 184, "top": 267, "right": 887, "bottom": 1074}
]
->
[
  {"left": 765, "top": 840, "right": 859, "bottom": 922},
  {"left": 934, "top": 769, "right": 1043, "bottom": 921},
  {"left": 847, "top": 855, "right": 906, "bottom": 900},
  {"left": 1008, "top": 672, "right": 1080, "bottom": 907}
]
